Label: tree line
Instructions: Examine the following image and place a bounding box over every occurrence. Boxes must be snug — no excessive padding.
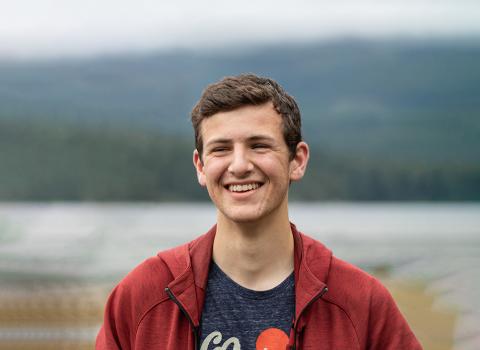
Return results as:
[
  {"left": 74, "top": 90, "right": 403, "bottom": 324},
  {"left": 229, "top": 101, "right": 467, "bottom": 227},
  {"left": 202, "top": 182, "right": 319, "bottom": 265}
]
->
[{"left": 1, "top": 118, "right": 478, "bottom": 201}]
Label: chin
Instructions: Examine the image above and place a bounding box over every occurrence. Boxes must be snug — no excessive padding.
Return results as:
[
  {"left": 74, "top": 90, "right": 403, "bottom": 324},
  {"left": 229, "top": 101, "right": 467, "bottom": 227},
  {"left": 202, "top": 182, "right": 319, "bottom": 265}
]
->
[
  {"left": 223, "top": 212, "right": 262, "bottom": 224},
  {"left": 219, "top": 206, "right": 275, "bottom": 225}
]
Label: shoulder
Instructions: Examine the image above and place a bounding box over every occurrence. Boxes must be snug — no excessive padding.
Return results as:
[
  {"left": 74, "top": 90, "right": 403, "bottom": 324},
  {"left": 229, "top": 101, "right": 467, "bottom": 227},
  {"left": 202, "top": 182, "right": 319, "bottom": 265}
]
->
[
  {"left": 321, "top": 250, "right": 420, "bottom": 349},
  {"left": 300, "top": 234, "right": 397, "bottom": 325},
  {"left": 105, "top": 241, "right": 191, "bottom": 328},
  {"left": 104, "top": 228, "right": 215, "bottom": 325},
  {"left": 96, "top": 244, "right": 188, "bottom": 349},
  {"left": 326, "top": 255, "right": 392, "bottom": 311},
  {"left": 97, "top": 229, "right": 218, "bottom": 349},
  {"left": 113, "top": 254, "right": 174, "bottom": 306},
  {"left": 299, "top": 232, "right": 391, "bottom": 307}
]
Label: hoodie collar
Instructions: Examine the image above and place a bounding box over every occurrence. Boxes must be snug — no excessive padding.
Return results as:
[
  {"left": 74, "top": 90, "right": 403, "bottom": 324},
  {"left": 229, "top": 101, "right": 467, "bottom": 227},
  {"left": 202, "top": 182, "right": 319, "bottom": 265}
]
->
[
  {"left": 291, "top": 223, "right": 331, "bottom": 324},
  {"left": 162, "top": 223, "right": 332, "bottom": 327}
]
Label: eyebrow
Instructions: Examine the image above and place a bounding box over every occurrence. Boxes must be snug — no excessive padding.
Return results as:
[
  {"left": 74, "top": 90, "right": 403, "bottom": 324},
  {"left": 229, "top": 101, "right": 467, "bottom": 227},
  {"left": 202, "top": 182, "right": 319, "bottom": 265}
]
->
[
  {"left": 249, "top": 135, "right": 276, "bottom": 142},
  {"left": 205, "top": 138, "right": 230, "bottom": 147},
  {"left": 205, "top": 135, "right": 276, "bottom": 147}
]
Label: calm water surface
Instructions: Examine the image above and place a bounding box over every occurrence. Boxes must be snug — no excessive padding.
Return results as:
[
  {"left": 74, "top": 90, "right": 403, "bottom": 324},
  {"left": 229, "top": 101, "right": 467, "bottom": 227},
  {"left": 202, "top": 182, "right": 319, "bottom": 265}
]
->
[{"left": 0, "top": 202, "right": 478, "bottom": 280}]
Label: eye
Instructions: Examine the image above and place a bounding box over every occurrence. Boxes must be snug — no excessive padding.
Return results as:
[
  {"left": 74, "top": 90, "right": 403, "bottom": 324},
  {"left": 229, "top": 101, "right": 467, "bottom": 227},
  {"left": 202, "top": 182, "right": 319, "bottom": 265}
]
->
[
  {"left": 211, "top": 147, "right": 229, "bottom": 153},
  {"left": 252, "top": 144, "right": 269, "bottom": 149}
]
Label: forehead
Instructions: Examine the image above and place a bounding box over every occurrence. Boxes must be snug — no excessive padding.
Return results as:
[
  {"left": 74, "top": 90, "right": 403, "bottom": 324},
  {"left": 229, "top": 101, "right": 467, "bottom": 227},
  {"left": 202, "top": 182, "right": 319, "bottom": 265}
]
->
[{"left": 200, "top": 103, "right": 283, "bottom": 144}]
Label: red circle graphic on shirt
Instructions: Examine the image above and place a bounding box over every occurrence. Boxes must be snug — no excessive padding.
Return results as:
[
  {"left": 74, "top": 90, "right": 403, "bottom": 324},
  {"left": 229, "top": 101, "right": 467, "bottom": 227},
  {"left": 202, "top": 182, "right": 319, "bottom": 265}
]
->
[{"left": 256, "top": 328, "right": 289, "bottom": 350}]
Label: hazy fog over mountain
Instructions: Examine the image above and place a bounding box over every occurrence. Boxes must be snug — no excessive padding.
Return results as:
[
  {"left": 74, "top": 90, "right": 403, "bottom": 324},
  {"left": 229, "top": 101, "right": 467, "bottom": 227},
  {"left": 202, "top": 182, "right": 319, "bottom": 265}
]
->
[
  {"left": 2, "top": 39, "right": 479, "bottom": 162},
  {"left": 1, "top": 0, "right": 480, "bottom": 59}
]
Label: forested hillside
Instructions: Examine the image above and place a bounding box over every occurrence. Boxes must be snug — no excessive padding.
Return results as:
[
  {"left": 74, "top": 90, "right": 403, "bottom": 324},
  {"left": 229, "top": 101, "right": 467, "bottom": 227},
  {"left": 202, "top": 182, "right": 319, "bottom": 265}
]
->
[{"left": 1, "top": 117, "right": 478, "bottom": 201}]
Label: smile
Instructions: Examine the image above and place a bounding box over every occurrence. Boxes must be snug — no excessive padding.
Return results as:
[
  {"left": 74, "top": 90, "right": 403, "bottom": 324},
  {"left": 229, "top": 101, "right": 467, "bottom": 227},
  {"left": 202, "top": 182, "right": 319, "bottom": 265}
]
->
[{"left": 227, "top": 183, "right": 263, "bottom": 193}]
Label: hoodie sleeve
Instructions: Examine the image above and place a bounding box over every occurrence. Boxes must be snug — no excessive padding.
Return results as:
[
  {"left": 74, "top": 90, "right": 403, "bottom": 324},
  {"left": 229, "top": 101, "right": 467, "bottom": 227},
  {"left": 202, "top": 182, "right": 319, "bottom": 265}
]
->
[
  {"left": 367, "top": 278, "right": 423, "bottom": 350},
  {"left": 96, "top": 284, "right": 135, "bottom": 350}
]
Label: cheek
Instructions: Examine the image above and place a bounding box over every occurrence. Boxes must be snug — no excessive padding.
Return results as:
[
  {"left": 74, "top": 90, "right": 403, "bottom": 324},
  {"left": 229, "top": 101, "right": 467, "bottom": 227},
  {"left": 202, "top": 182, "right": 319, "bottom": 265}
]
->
[
  {"left": 258, "top": 156, "right": 290, "bottom": 179},
  {"left": 204, "top": 159, "right": 227, "bottom": 184}
]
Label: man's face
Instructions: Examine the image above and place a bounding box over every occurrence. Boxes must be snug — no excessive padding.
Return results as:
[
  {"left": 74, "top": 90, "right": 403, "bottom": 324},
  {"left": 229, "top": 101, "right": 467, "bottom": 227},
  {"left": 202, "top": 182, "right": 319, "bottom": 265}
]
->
[{"left": 193, "top": 102, "right": 308, "bottom": 224}]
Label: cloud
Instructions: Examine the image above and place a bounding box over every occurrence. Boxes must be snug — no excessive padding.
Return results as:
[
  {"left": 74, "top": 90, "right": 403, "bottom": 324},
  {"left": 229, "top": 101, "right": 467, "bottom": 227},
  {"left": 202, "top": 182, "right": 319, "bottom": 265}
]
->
[{"left": 1, "top": 0, "right": 480, "bottom": 59}]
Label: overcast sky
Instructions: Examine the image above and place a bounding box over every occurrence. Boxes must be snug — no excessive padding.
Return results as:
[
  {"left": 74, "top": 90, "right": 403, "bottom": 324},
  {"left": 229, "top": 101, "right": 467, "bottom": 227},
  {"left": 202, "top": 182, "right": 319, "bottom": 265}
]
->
[{"left": 1, "top": 0, "right": 480, "bottom": 59}]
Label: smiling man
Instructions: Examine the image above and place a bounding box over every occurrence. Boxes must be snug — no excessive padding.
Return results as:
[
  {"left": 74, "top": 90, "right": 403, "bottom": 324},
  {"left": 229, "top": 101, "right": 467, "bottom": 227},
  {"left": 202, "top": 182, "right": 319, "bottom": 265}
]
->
[{"left": 96, "top": 74, "right": 422, "bottom": 349}]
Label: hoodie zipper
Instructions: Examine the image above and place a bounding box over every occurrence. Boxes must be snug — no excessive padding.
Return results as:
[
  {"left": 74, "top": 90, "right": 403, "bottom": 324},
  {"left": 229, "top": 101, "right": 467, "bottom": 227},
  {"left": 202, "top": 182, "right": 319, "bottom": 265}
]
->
[
  {"left": 291, "top": 286, "right": 328, "bottom": 350},
  {"left": 165, "top": 287, "right": 199, "bottom": 350}
]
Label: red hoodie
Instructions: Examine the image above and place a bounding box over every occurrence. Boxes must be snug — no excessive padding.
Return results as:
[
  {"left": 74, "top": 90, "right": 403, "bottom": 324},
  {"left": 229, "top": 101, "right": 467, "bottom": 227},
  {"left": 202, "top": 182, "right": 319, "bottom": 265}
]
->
[{"left": 96, "top": 224, "right": 422, "bottom": 349}]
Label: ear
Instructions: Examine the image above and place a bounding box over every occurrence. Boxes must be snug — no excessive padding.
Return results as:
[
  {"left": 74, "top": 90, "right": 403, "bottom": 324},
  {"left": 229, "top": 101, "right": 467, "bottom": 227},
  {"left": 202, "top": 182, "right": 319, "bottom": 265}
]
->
[
  {"left": 289, "top": 141, "right": 309, "bottom": 182},
  {"left": 193, "top": 149, "right": 207, "bottom": 187}
]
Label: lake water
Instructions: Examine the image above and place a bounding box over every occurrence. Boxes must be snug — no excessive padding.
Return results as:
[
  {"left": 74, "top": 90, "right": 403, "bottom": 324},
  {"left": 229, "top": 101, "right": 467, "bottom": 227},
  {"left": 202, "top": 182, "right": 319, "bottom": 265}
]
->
[{"left": 0, "top": 202, "right": 479, "bottom": 348}]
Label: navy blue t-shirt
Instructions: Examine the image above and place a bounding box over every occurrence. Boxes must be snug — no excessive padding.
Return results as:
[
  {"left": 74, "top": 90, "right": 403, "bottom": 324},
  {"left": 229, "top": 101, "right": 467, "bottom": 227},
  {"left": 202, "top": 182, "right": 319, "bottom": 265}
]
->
[{"left": 199, "top": 262, "right": 295, "bottom": 349}]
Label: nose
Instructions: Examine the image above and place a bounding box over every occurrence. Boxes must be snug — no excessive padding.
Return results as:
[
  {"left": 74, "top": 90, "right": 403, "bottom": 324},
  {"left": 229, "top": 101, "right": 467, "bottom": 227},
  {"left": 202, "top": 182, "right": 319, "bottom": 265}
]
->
[{"left": 227, "top": 147, "right": 254, "bottom": 177}]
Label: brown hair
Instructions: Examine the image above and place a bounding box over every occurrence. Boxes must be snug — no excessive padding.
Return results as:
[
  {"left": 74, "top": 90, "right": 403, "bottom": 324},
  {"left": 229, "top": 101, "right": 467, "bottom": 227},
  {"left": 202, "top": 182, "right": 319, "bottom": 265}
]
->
[{"left": 191, "top": 74, "right": 302, "bottom": 160}]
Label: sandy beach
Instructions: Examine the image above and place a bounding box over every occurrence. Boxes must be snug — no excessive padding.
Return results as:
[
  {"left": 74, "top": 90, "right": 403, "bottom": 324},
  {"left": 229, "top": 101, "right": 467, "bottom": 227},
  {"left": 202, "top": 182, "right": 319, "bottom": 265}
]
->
[{"left": 0, "top": 282, "right": 109, "bottom": 350}]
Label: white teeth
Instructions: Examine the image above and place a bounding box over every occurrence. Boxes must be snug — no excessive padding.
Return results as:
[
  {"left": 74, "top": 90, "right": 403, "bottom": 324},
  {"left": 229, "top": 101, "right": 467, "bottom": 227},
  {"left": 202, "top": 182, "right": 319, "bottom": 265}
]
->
[{"left": 228, "top": 183, "right": 260, "bottom": 192}]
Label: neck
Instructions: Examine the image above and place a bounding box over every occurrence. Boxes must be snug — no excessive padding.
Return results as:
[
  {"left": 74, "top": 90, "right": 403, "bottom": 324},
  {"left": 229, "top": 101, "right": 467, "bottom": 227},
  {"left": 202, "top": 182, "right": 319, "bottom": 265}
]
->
[{"left": 213, "top": 206, "right": 294, "bottom": 291}]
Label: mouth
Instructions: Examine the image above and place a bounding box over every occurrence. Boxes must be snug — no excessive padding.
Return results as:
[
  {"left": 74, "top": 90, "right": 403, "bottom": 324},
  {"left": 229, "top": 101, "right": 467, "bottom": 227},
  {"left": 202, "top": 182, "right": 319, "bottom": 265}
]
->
[{"left": 225, "top": 182, "right": 264, "bottom": 193}]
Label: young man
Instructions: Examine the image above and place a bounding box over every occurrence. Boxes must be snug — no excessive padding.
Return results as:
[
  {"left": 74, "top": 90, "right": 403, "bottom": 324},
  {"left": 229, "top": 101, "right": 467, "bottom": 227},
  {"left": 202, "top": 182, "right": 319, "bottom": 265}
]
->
[{"left": 96, "top": 74, "right": 422, "bottom": 349}]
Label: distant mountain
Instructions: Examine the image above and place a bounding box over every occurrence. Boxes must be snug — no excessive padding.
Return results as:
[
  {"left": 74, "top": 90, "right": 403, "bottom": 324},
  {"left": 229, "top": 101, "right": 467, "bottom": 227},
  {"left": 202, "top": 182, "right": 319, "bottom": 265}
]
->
[
  {"left": 1, "top": 39, "right": 479, "bottom": 201},
  {"left": 1, "top": 39, "right": 479, "bottom": 164}
]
